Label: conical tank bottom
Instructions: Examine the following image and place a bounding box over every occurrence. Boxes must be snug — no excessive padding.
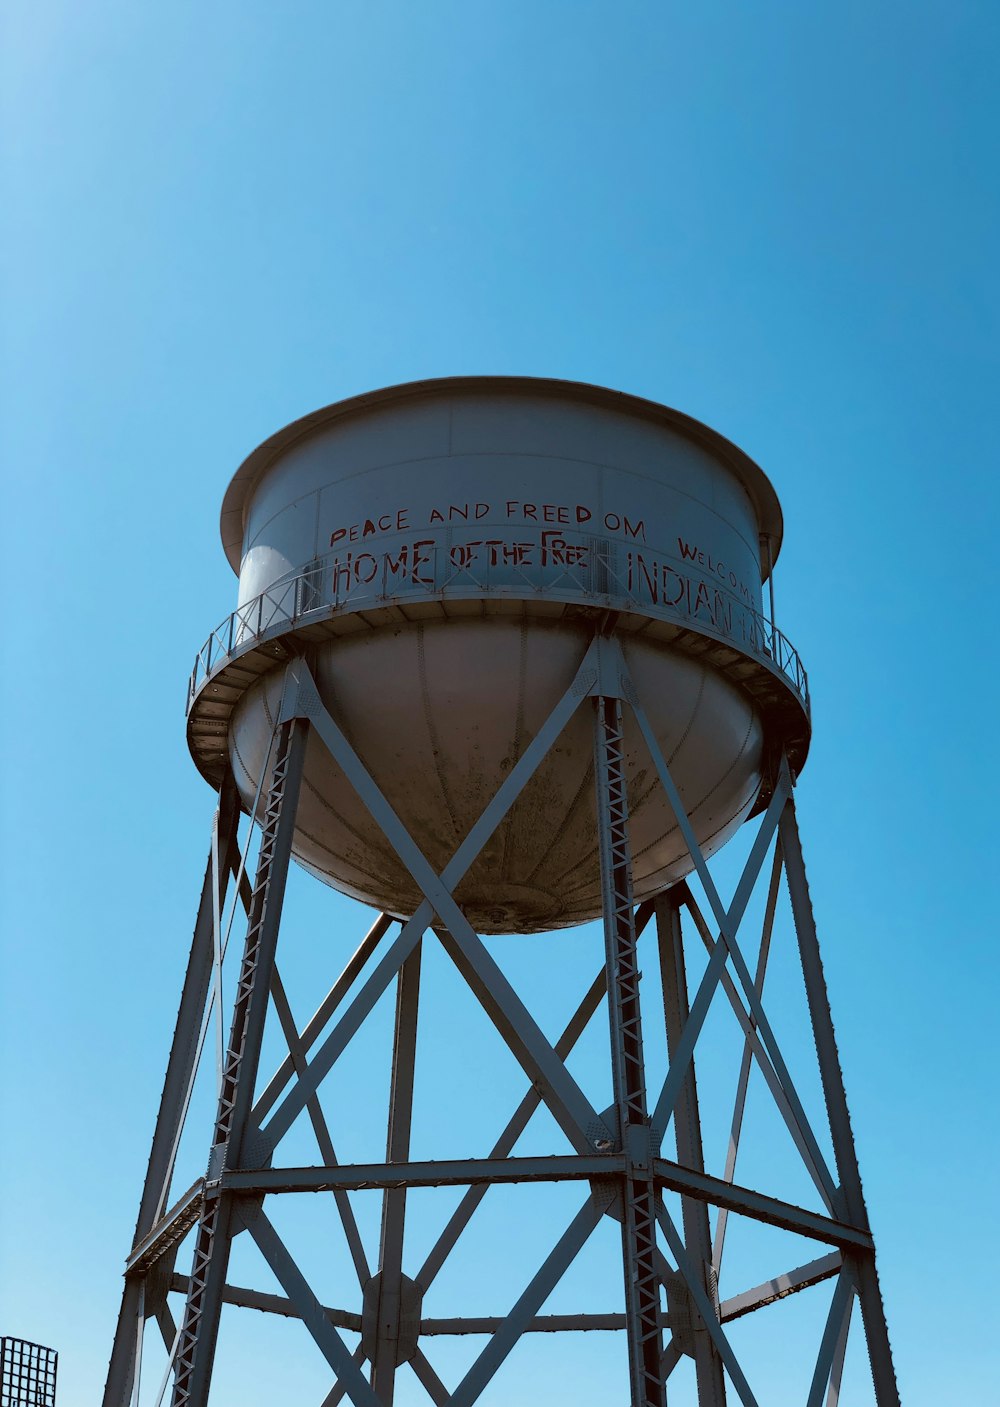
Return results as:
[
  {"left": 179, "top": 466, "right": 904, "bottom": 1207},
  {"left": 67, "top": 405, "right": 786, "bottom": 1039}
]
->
[{"left": 228, "top": 618, "right": 764, "bottom": 934}]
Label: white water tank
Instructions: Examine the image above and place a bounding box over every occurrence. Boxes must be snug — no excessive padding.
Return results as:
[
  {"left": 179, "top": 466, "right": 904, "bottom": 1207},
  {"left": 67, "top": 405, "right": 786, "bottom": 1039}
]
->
[{"left": 187, "top": 377, "right": 809, "bottom": 933}]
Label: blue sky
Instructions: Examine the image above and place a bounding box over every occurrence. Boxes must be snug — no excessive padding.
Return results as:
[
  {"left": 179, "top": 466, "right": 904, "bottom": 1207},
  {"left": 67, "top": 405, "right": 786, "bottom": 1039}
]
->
[{"left": 1, "top": 3, "right": 997, "bottom": 1404}]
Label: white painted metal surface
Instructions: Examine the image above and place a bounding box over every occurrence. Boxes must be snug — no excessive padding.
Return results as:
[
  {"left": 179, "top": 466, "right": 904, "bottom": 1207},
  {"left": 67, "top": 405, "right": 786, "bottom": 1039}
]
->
[{"left": 200, "top": 377, "right": 807, "bottom": 933}]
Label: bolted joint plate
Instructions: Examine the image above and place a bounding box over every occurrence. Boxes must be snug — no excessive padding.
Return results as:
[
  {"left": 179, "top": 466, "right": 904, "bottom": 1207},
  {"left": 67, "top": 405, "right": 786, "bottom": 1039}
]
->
[
  {"left": 585, "top": 636, "right": 639, "bottom": 702},
  {"left": 278, "top": 658, "right": 323, "bottom": 723},
  {"left": 206, "top": 1142, "right": 226, "bottom": 1182},
  {"left": 625, "top": 1122, "right": 653, "bottom": 1173},
  {"left": 589, "top": 1104, "right": 624, "bottom": 1220},
  {"left": 663, "top": 1261, "right": 720, "bottom": 1360},
  {"left": 238, "top": 1129, "right": 275, "bottom": 1172},
  {"left": 361, "top": 1272, "right": 423, "bottom": 1365},
  {"left": 208, "top": 1131, "right": 274, "bottom": 1180},
  {"left": 663, "top": 1272, "right": 697, "bottom": 1359},
  {"left": 589, "top": 1176, "right": 624, "bottom": 1222},
  {"left": 588, "top": 1107, "right": 664, "bottom": 1221},
  {"left": 229, "top": 1195, "right": 264, "bottom": 1236},
  {"left": 572, "top": 668, "right": 598, "bottom": 699}
]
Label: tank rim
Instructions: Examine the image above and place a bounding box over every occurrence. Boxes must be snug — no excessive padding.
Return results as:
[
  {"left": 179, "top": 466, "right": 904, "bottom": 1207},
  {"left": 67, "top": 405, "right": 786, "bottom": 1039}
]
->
[
  {"left": 186, "top": 601, "right": 811, "bottom": 809},
  {"left": 220, "top": 375, "right": 784, "bottom": 580}
]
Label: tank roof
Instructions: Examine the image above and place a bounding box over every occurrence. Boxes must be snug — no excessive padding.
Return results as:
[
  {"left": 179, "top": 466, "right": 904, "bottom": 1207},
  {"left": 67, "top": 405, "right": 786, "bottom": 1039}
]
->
[{"left": 220, "top": 375, "right": 784, "bottom": 578}]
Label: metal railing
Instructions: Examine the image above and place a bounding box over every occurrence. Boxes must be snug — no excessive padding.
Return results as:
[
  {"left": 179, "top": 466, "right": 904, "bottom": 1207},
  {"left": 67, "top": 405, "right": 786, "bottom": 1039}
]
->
[{"left": 188, "top": 536, "right": 809, "bottom": 714}]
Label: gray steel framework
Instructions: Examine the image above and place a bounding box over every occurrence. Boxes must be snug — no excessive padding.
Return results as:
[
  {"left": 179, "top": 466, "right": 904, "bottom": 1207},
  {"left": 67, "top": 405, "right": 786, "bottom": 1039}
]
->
[{"left": 105, "top": 637, "right": 897, "bottom": 1406}]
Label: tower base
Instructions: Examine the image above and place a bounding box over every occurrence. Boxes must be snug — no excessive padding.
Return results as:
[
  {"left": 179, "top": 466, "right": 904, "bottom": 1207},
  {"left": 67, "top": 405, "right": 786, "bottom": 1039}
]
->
[{"left": 105, "top": 640, "right": 897, "bottom": 1407}]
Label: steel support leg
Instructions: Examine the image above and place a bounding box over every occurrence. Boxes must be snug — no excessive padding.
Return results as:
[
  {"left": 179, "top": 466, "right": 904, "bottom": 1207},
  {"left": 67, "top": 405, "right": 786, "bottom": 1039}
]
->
[
  {"left": 656, "top": 893, "right": 727, "bottom": 1406},
  {"left": 170, "top": 715, "right": 308, "bottom": 1407},
  {"left": 104, "top": 772, "right": 242, "bottom": 1407},
  {"left": 594, "top": 694, "right": 664, "bottom": 1407},
  {"left": 710, "top": 843, "right": 784, "bottom": 1273},
  {"left": 369, "top": 941, "right": 422, "bottom": 1404},
  {"left": 778, "top": 798, "right": 899, "bottom": 1407}
]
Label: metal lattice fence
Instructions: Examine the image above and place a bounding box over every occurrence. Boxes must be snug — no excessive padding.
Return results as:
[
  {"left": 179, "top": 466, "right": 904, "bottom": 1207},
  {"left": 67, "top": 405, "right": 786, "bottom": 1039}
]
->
[{"left": 0, "top": 1339, "right": 57, "bottom": 1407}]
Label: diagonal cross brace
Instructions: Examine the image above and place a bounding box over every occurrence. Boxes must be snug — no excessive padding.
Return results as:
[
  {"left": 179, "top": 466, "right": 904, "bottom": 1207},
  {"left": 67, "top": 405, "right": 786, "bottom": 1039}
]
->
[
  {"left": 254, "top": 914, "right": 392, "bottom": 1126},
  {"left": 656, "top": 1201, "right": 760, "bottom": 1407},
  {"left": 409, "top": 1350, "right": 450, "bottom": 1406},
  {"left": 257, "top": 916, "right": 429, "bottom": 1153},
  {"left": 679, "top": 883, "right": 839, "bottom": 1213},
  {"left": 255, "top": 645, "right": 599, "bottom": 1153},
  {"left": 649, "top": 773, "right": 791, "bottom": 1139},
  {"left": 258, "top": 652, "right": 610, "bottom": 1158},
  {"left": 711, "top": 840, "right": 784, "bottom": 1271},
  {"left": 415, "top": 948, "right": 618, "bottom": 1293},
  {"left": 806, "top": 1269, "right": 856, "bottom": 1407},
  {"left": 432, "top": 925, "right": 605, "bottom": 1154},
  {"left": 267, "top": 966, "right": 371, "bottom": 1287},
  {"left": 246, "top": 1211, "right": 380, "bottom": 1407},
  {"left": 218, "top": 862, "right": 374, "bottom": 1289},
  {"left": 824, "top": 1282, "right": 853, "bottom": 1407},
  {"left": 635, "top": 704, "right": 839, "bottom": 1209},
  {"left": 627, "top": 685, "right": 839, "bottom": 1209},
  {"left": 317, "top": 1344, "right": 366, "bottom": 1407},
  {"left": 448, "top": 1196, "right": 605, "bottom": 1407}
]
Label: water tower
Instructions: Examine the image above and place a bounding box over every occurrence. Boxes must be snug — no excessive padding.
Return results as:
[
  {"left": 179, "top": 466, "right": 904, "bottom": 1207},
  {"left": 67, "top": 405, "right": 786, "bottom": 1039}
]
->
[{"left": 105, "top": 378, "right": 897, "bottom": 1406}]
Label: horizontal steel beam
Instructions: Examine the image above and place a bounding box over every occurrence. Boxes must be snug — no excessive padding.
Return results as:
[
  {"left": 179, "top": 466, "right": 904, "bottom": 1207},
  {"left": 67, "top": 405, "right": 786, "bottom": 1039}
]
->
[
  {"left": 169, "top": 1274, "right": 362, "bottom": 1333},
  {"left": 126, "top": 1180, "right": 205, "bottom": 1274},
  {"left": 222, "top": 1155, "right": 622, "bottom": 1194},
  {"left": 419, "top": 1313, "right": 628, "bottom": 1335},
  {"left": 653, "top": 1159, "right": 872, "bottom": 1252},
  {"left": 169, "top": 1275, "right": 629, "bottom": 1335},
  {"left": 220, "top": 1157, "right": 870, "bottom": 1252},
  {"left": 168, "top": 1254, "right": 844, "bottom": 1341},
  {"left": 166, "top": 1269, "right": 851, "bottom": 1337},
  {"left": 719, "top": 1252, "right": 842, "bottom": 1322}
]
